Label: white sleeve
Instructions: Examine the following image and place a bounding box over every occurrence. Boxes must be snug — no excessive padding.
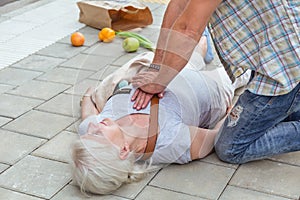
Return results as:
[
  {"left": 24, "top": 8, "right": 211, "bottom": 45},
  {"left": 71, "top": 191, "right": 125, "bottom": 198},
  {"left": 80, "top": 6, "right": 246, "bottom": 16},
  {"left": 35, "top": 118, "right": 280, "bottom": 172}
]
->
[{"left": 152, "top": 118, "right": 192, "bottom": 165}]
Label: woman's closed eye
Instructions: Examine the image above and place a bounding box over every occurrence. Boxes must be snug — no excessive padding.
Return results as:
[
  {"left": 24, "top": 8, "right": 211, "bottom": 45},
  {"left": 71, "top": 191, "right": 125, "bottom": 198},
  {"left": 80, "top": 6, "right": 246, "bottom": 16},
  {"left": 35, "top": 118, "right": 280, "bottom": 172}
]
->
[
  {"left": 87, "top": 131, "right": 103, "bottom": 137},
  {"left": 83, "top": 119, "right": 124, "bottom": 147},
  {"left": 85, "top": 122, "right": 108, "bottom": 138}
]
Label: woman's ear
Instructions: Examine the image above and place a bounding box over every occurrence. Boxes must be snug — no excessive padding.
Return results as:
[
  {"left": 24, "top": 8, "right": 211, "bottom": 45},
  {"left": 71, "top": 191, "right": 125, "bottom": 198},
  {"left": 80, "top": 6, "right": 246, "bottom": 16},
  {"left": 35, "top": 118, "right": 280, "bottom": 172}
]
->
[{"left": 119, "top": 142, "right": 130, "bottom": 160}]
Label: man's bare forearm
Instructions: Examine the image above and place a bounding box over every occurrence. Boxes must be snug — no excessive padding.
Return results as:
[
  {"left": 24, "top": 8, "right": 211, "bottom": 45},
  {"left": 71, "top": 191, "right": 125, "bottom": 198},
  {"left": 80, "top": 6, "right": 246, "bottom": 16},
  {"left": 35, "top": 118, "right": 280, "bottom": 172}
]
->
[
  {"left": 153, "top": 0, "right": 222, "bottom": 87},
  {"left": 153, "top": 0, "right": 189, "bottom": 64}
]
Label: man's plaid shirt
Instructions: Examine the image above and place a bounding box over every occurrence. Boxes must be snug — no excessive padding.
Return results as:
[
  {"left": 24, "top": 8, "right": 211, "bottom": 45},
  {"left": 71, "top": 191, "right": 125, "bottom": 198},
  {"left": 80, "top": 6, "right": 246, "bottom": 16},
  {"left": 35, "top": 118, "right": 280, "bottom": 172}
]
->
[{"left": 209, "top": 0, "right": 300, "bottom": 96}]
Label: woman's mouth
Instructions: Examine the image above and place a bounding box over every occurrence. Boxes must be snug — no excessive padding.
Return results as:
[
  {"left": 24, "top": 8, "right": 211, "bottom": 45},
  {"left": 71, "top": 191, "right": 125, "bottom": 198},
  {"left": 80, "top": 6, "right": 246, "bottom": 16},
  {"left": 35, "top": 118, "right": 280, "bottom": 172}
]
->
[{"left": 100, "top": 121, "right": 107, "bottom": 126}]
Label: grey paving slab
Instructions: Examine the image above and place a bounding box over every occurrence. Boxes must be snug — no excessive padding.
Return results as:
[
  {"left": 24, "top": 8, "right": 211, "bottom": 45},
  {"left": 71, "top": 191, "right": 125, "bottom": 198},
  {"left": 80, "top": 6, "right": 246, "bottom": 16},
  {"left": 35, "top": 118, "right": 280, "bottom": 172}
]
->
[
  {"left": 51, "top": 184, "right": 128, "bottom": 200},
  {"left": 0, "top": 67, "right": 42, "bottom": 86},
  {"left": 0, "top": 116, "right": 12, "bottom": 127},
  {"left": 76, "top": 26, "right": 101, "bottom": 35},
  {"left": 60, "top": 53, "right": 115, "bottom": 71},
  {"left": 37, "top": 43, "right": 86, "bottom": 59},
  {"left": 0, "top": 155, "right": 71, "bottom": 199},
  {"left": 150, "top": 161, "right": 235, "bottom": 199},
  {"left": 135, "top": 186, "right": 205, "bottom": 200},
  {"left": 269, "top": 152, "right": 300, "bottom": 166},
  {"left": 7, "top": 80, "right": 70, "bottom": 100},
  {"left": 83, "top": 39, "right": 125, "bottom": 59},
  {"left": 0, "top": 83, "right": 14, "bottom": 94},
  {"left": 111, "top": 53, "right": 140, "bottom": 66},
  {"left": 36, "top": 67, "right": 94, "bottom": 85},
  {"left": 32, "top": 131, "right": 78, "bottom": 163},
  {"left": 65, "top": 119, "right": 81, "bottom": 133},
  {"left": 201, "top": 153, "right": 239, "bottom": 169},
  {"left": 230, "top": 160, "right": 300, "bottom": 199},
  {"left": 36, "top": 93, "right": 81, "bottom": 118},
  {"left": 112, "top": 172, "right": 158, "bottom": 199},
  {"left": 0, "top": 129, "right": 45, "bottom": 165},
  {"left": 0, "top": 187, "right": 43, "bottom": 200},
  {"left": 0, "top": 163, "right": 9, "bottom": 174},
  {"left": 0, "top": 93, "right": 43, "bottom": 118},
  {"left": 89, "top": 65, "right": 120, "bottom": 81},
  {"left": 64, "top": 79, "right": 100, "bottom": 96},
  {"left": 3, "top": 110, "right": 75, "bottom": 139},
  {"left": 58, "top": 32, "right": 99, "bottom": 47},
  {"left": 12, "top": 54, "right": 66, "bottom": 72},
  {"left": 219, "top": 185, "right": 292, "bottom": 200},
  {"left": 67, "top": 170, "right": 160, "bottom": 199}
]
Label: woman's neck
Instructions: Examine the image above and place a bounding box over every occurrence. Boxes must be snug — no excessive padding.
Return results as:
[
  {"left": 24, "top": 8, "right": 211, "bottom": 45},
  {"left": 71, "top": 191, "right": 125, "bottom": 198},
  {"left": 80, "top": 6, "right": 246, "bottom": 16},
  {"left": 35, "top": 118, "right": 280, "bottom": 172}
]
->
[{"left": 116, "top": 114, "right": 149, "bottom": 154}]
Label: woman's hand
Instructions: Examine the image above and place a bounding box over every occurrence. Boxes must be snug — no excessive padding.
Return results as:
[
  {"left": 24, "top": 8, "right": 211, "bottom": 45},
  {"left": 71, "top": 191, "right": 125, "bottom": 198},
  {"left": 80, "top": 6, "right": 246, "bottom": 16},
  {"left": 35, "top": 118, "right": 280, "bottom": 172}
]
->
[
  {"left": 131, "top": 88, "right": 153, "bottom": 110},
  {"left": 131, "top": 70, "right": 165, "bottom": 109},
  {"left": 131, "top": 88, "right": 164, "bottom": 110}
]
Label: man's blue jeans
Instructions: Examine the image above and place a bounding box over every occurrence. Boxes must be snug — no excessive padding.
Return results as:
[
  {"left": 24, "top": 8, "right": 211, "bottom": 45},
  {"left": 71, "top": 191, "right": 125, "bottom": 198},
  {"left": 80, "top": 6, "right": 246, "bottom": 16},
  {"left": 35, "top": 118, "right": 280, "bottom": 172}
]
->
[{"left": 215, "top": 83, "right": 300, "bottom": 164}]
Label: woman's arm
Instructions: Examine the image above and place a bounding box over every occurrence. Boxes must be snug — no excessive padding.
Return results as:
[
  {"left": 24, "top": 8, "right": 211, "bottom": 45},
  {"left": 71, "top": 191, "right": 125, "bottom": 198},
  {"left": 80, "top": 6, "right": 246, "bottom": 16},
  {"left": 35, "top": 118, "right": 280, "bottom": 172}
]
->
[
  {"left": 81, "top": 87, "right": 99, "bottom": 120},
  {"left": 189, "top": 116, "right": 226, "bottom": 160}
]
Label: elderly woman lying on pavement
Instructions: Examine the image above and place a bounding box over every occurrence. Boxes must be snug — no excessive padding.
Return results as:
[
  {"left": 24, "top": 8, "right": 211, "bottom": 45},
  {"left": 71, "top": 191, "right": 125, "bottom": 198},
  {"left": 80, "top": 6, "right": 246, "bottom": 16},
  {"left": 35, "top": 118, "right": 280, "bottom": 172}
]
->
[{"left": 70, "top": 31, "right": 250, "bottom": 195}]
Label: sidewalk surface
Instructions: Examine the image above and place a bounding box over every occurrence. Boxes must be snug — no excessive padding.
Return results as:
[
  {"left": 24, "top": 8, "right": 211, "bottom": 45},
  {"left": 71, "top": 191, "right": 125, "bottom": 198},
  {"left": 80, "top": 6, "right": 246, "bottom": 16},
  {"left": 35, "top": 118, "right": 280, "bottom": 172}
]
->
[{"left": 0, "top": 0, "right": 299, "bottom": 200}]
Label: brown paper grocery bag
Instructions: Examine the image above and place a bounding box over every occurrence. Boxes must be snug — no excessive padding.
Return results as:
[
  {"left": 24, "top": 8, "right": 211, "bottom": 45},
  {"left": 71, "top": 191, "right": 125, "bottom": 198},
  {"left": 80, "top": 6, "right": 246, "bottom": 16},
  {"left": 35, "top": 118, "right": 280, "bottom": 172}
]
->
[{"left": 77, "top": 1, "right": 153, "bottom": 31}]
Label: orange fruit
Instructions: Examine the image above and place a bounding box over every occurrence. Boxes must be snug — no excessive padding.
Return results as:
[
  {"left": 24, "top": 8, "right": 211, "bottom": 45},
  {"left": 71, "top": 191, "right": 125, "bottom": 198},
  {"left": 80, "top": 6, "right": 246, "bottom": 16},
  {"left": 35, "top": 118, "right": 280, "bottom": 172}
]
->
[
  {"left": 98, "top": 28, "right": 115, "bottom": 43},
  {"left": 71, "top": 32, "right": 85, "bottom": 47}
]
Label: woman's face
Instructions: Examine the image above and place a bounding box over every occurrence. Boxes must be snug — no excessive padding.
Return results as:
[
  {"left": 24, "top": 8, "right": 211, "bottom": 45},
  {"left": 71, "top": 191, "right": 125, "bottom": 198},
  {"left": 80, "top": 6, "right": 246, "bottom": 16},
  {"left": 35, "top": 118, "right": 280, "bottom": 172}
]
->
[{"left": 81, "top": 118, "right": 123, "bottom": 147}]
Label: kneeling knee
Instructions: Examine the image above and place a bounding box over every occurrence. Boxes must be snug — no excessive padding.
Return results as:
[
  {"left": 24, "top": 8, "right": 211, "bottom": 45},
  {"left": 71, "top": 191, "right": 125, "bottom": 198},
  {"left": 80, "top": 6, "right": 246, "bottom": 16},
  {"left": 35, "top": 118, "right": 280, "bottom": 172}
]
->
[{"left": 215, "top": 143, "right": 242, "bottom": 164}]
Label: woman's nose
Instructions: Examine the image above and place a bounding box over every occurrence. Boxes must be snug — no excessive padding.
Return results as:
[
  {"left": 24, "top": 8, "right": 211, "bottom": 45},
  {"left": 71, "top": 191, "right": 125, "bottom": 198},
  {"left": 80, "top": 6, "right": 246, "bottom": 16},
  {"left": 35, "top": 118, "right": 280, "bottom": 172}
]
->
[{"left": 88, "top": 122, "right": 100, "bottom": 131}]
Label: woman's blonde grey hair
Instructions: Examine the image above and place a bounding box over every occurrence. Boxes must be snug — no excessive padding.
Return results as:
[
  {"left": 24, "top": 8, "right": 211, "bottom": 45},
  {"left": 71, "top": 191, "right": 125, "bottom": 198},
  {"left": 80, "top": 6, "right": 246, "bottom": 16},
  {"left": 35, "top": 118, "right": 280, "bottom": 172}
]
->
[{"left": 70, "top": 138, "right": 149, "bottom": 195}]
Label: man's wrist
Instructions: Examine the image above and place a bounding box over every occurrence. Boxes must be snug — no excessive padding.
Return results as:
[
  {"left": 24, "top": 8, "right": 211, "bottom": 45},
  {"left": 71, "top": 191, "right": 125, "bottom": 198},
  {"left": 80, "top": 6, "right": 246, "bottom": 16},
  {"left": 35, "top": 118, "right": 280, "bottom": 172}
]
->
[{"left": 148, "top": 63, "right": 161, "bottom": 71}]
